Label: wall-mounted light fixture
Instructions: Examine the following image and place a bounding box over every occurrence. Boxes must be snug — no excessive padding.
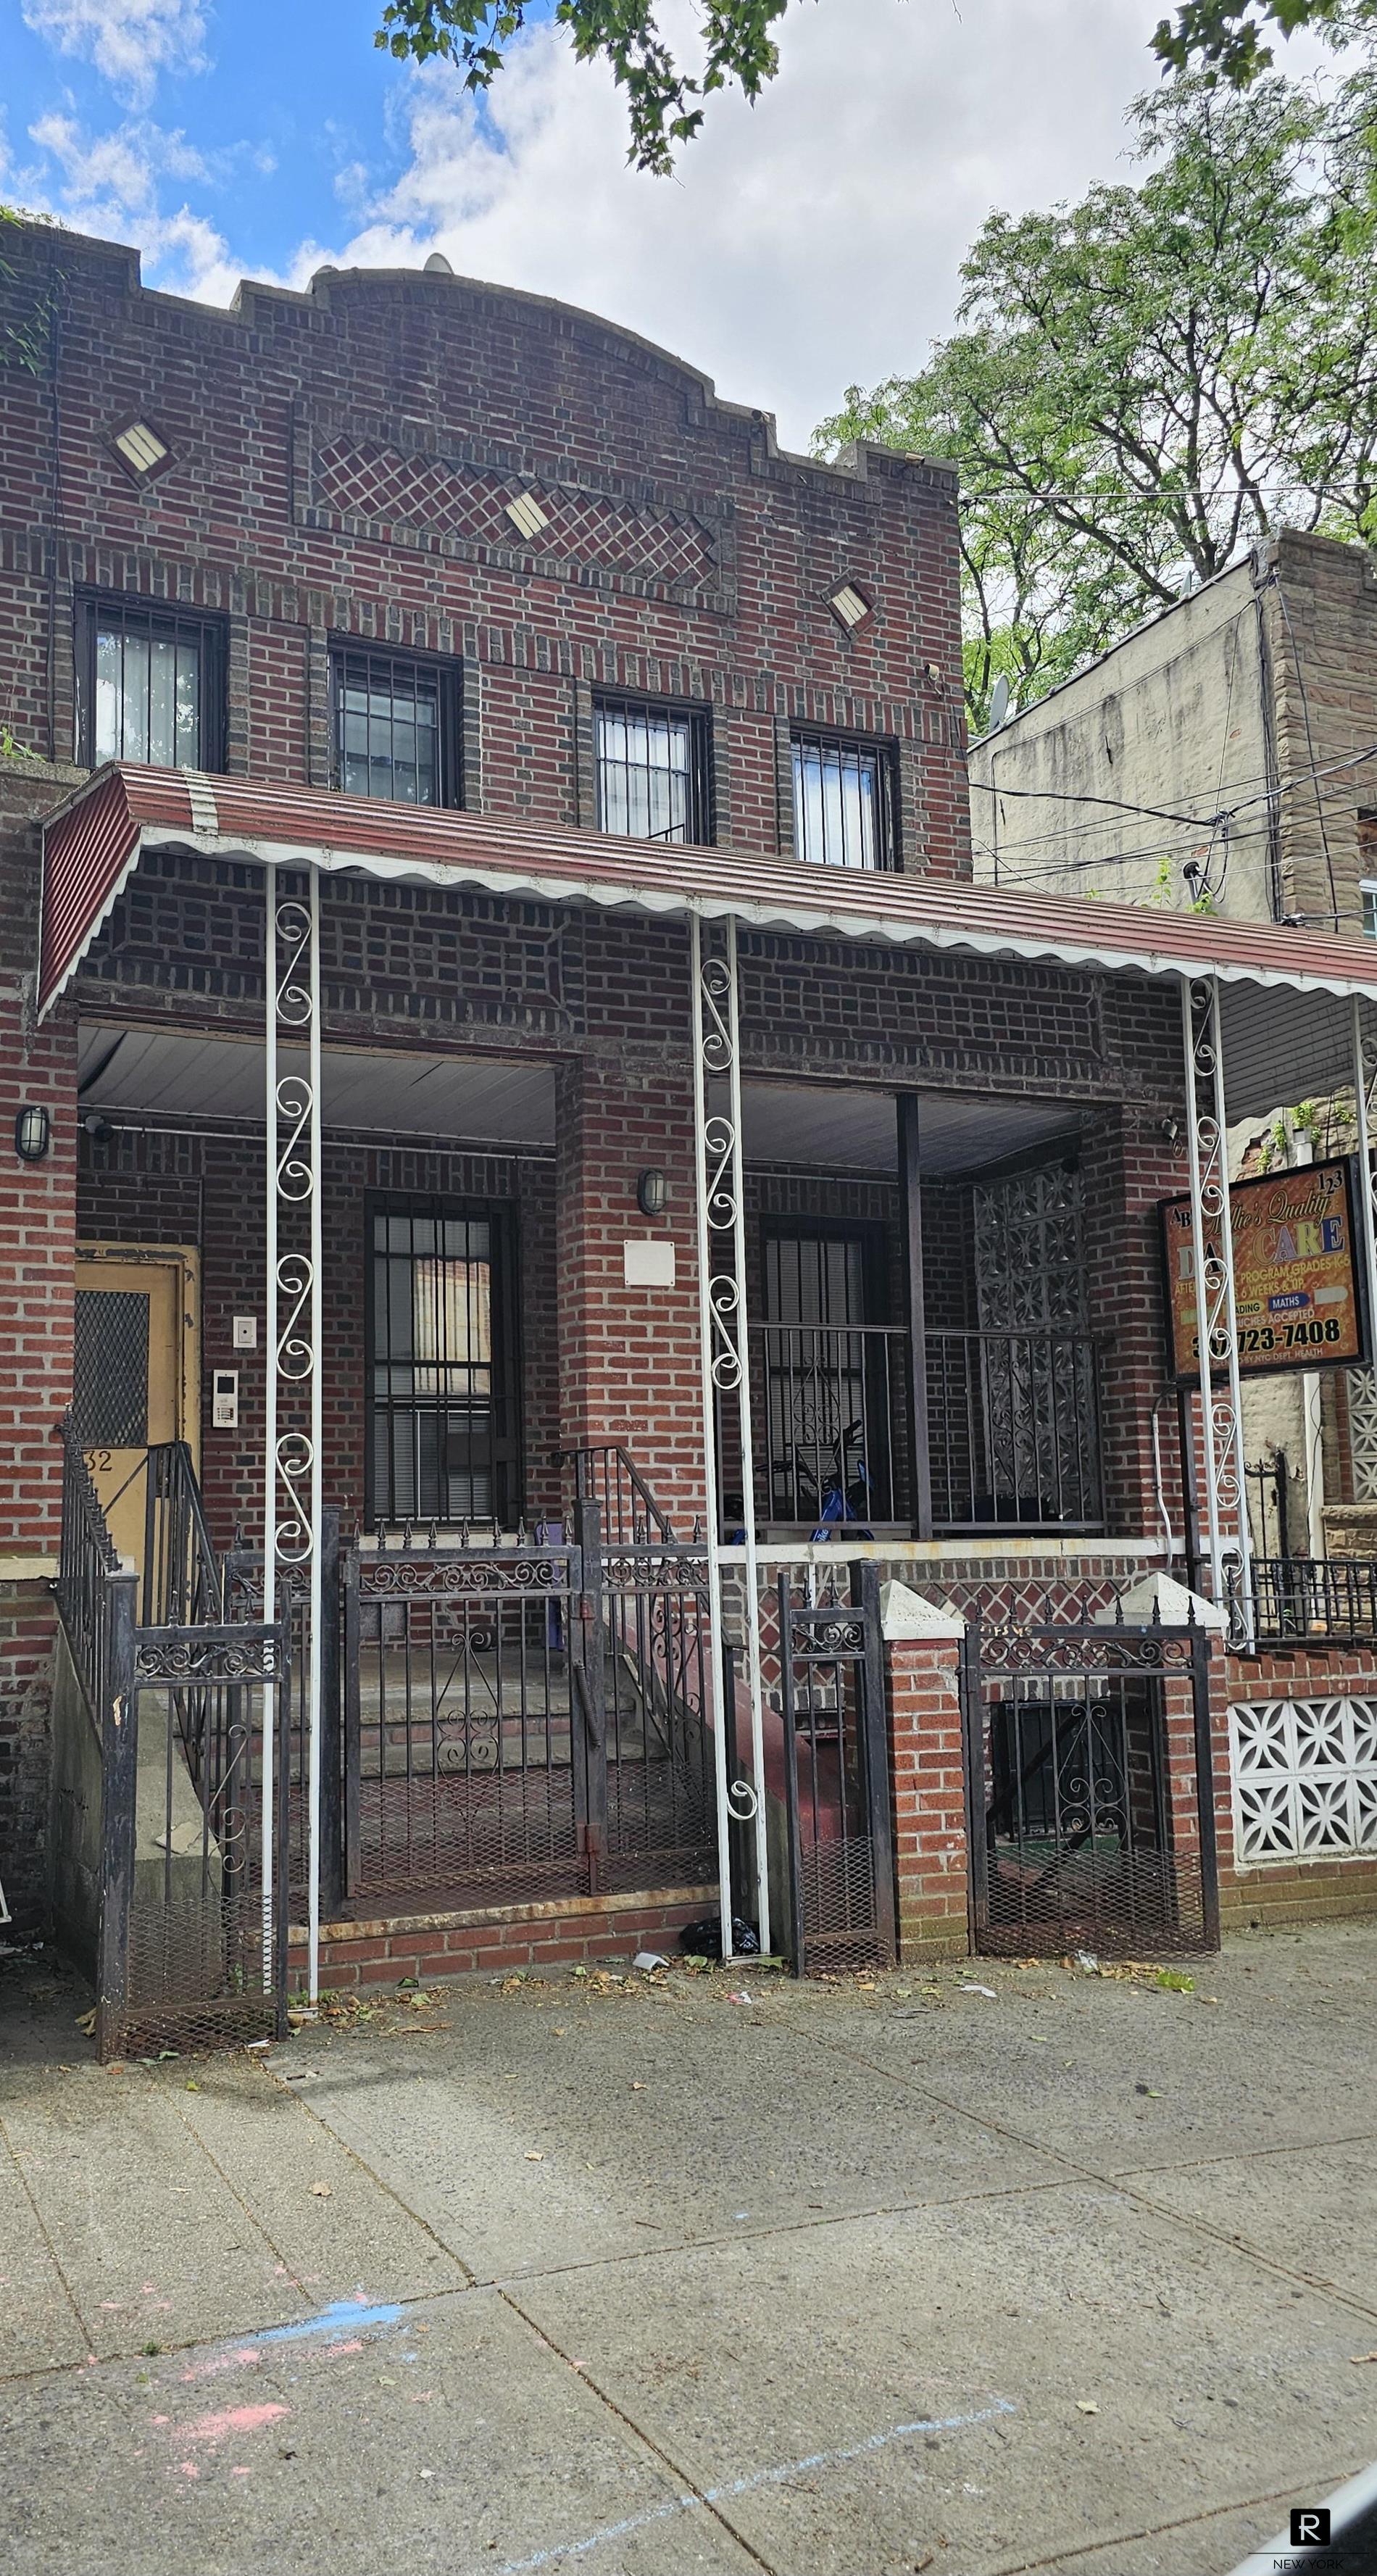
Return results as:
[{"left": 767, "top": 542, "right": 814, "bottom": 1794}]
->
[
  {"left": 14, "top": 1104, "right": 51, "bottom": 1163},
  {"left": 1161, "top": 1117, "right": 1183, "bottom": 1152},
  {"left": 636, "top": 1167, "right": 667, "bottom": 1219}
]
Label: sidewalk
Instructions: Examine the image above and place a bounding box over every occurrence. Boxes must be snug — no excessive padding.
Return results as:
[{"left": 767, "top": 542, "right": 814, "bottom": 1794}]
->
[{"left": 2, "top": 1922, "right": 1376, "bottom": 2575}]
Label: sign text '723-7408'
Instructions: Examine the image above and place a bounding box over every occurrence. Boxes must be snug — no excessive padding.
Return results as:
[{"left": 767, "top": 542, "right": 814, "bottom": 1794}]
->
[{"left": 1160, "top": 1158, "right": 1369, "bottom": 1384}]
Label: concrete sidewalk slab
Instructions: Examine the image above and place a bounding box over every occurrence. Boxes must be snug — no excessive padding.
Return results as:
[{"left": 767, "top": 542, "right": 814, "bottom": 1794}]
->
[
  {"left": 0, "top": 2150, "right": 88, "bottom": 2375},
  {"left": 1116, "top": 2139, "right": 1377, "bottom": 2314},
  {"left": 1, "top": 2280, "right": 762, "bottom": 2576},
  {"left": 509, "top": 2184, "right": 1377, "bottom": 2576}
]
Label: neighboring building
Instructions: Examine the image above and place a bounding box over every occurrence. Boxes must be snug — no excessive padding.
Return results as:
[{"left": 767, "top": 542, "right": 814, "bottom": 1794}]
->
[
  {"left": 968, "top": 532, "right": 1377, "bottom": 932},
  {"left": 3, "top": 222, "right": 1377, "bottom": 2033},
  {"left": 968, "top": 533, "right": 1377, "bottom": 1562}
]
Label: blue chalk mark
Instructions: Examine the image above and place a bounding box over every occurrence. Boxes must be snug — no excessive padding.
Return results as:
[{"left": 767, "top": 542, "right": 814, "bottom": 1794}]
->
[
  {"left": 488, "top": 2398, "right": 1018, "bottom": 2574},
  {"left": 255, "top": 2298, "right": 406, "bottom": 2346}
]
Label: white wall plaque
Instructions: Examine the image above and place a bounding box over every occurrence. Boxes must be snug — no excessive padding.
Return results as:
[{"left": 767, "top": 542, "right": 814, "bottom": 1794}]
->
[{"left": 623, "top": 1239, "right": 675, "bottom": 1289}]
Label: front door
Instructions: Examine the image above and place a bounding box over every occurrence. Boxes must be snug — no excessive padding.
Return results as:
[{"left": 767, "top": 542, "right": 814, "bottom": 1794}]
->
[{"left": 72, "top": 1245, "right": 201, "bottom": 1570}]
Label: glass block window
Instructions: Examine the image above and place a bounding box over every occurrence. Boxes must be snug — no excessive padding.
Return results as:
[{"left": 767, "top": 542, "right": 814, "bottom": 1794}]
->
[
  {"left": 1231, "top": 1697, "right": 1377, "bottom": 1862},
  {"left": 368, "top": 1202, "right": 518, "bottom": 1525},
  {"left": 332, "top": 649, "right": 459, "bottom": 806},
  {"left": 1349, "top": 1367, "right": 1377, "bottom": 1501},
  {"left": 76, "top": 597, "right": 223, "bottom": 770},
  {"left": 72, "top": 1289, "right": 149, "bottom": 1446},
  {"left": 791, "top": 732, "right": 894, "bottom": 871},
  {"left": 594, "top": 697, "right": 710, "bottom": 844}
]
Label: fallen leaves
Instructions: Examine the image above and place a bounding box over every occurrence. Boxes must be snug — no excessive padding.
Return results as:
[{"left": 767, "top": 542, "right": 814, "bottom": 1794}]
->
[{"left": 1076, "top": 2401, "right": 1099, "bottom": 2416}]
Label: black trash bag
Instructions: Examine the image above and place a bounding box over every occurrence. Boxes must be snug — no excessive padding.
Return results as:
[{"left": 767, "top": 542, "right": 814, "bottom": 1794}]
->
[{"left": 679, "top": 1916, "right": 760, "bottom": 1960}]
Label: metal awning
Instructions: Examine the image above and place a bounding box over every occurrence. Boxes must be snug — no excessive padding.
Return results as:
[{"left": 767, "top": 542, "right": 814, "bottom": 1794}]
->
[{"left": 38, "top": 762, "right": 1377, "bottom": 1115}]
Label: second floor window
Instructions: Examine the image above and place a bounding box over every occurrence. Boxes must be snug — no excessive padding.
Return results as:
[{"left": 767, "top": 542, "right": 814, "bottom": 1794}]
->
[
  {"left": 792, "top": 730, "right": 894, "bottom": 871},
  {"left": 594, "top": 695, "right": 710, "bottom": 844},
  {"left": 332, "top": 648, "right": 459, "bottom": 806},
  {"left": 78, "top": 595, "right": 223, "bottom": 770}
]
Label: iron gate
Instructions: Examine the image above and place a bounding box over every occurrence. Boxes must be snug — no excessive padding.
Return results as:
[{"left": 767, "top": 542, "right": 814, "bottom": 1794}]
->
[
  {"left": 341, "top": 1516, "right": 717, "bottom": 1908},
  {"left": 778, "top": 1566, "right": 896, "bottom": 1972},
  {"left": 960, "top": 1615, "right": 1220, "bottom": 1956}
]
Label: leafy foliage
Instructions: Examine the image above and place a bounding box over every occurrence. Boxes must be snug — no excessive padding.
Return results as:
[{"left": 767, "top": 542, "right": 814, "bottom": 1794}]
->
[
  {"left": 815, "top": 64, "right": 1377, "bottom": 734},
  {"left": 373, "top": 0, "right": 789, "bottom": 172}
]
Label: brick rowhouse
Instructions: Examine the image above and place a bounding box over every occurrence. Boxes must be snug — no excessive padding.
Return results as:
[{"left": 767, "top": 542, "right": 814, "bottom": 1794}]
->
[{"left": 2, "top": 217, "right": 1376, "bottom": 1966}]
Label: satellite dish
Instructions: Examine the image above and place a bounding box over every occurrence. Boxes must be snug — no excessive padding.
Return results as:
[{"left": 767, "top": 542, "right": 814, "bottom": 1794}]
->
[
  {"left": 424, "top": 251, "right": 454, "bottom": 276},
  {"left": 989, "top": 674, "right": 1011, "bottom": 731}
]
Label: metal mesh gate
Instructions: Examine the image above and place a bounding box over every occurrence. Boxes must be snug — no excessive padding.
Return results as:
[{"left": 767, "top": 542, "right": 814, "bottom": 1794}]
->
[
  {"left": 960, "top": 1616, "right": 1220, "bottom": 1957},
  {"left": 778, "top": 1566, "right": 895, "bottom": 1972}
]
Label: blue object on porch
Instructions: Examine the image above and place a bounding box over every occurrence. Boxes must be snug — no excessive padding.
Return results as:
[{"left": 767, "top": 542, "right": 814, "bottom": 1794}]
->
[{"left": 810, "top": 1454, "right": 874, "bottom": 1545}]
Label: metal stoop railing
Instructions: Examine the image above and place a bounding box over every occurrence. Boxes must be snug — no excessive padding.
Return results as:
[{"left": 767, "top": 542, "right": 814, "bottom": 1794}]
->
[{"left": 53, "top": 1418, "right": 289, "bottom": 2061}]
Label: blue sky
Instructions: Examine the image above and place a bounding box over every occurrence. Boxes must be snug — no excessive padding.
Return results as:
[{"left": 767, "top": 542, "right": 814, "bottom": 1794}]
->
[{"left": 0, "top": 0, "right": 1326, "bottom": 449}]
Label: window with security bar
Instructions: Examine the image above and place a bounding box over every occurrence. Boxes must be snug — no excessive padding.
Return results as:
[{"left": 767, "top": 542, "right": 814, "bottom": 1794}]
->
[
  {"left": 594, "top": 696, "right": 710, "bottom": 844},
  {"left": 367, "top": 1202, "right": 520, "bottom": 1527},
  {"left": 331, "top": 648, "right": 459, "bottom": 806},
  {"left": 75, "top": 595, "right": 225, "bottom": 771},
  {"left": 791, "top": 731, "right": 894, "bottom": 871}
]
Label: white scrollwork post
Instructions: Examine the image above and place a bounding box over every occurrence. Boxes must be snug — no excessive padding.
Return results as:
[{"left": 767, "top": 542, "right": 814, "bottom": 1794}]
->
[
  {"left": 1181, "top": 976, "right": 1253, "bottom": 1646},
  {"left": 690, "top": 912, "right": 770, "bottom": 1958},
  {"left": 263, "top": 864, "right": 324, "bottom": 1999}
]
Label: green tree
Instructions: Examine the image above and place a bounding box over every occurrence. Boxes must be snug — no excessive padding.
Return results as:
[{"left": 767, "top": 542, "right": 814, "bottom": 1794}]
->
[
  {"left": 371, "top": 0, "right": 1373, "bottom": 173},
  {"left": 815, "top": 64, "right": 1377, "bottom": 733}
]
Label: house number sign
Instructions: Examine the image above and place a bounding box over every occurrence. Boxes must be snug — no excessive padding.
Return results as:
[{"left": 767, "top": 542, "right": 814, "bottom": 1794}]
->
[{"left": 1161, "top": 1158, "right": 1369, "bottom": 1383}]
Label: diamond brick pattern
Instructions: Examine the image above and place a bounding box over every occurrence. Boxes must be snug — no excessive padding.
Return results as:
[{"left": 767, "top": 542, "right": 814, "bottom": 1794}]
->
[
  {"left": 314, "top": 439, "right": 717, "bottom": 591},
  {"left": 1230, "top": 1694, "right": 1377, "bottom": 1862}
]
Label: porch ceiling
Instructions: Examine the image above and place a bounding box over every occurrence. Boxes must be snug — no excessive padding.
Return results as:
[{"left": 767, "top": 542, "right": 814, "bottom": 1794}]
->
[
  {"left": 41, "top": 765, "right": 1377, "bottom": 1123},
  {"left": 739, "top": 1082, "right": 1081, "bottom": 1176},
  {"left": 77, "top": 1026, "right": 558, "bottom": 1146}
]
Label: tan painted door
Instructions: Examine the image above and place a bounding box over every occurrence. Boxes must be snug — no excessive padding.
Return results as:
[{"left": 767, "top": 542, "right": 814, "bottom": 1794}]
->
[{"left": 72, "top": 1245, "right": 201, "bottom": 1572}]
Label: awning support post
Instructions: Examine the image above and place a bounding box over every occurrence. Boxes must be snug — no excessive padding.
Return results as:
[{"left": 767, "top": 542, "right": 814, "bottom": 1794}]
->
[
  {"left": 689, "top": 913, "right": 770, "bottom": 1960},
  {"left": 1351, "top": 997, "right": 1377, "bottom": 1416},
  {"left": 1181, "top": 974, "right": 1254, "bottom": 1647},
  {"left": 263, "top": 865, "right": 324, "bottom": 2003}
]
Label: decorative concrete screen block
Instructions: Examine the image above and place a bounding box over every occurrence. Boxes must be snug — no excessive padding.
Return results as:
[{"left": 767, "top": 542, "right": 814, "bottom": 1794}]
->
[
  {"left": 1230, "top": 1696, "right": 1377, "bottom": 1864},
  {"left": 623, "top": 1239, "right": 675, "bottom": 1289}
]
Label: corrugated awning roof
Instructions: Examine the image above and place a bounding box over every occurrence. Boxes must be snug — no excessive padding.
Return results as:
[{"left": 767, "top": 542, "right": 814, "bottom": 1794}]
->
[{"left": 39, "top": 761, "right": 1377, "bottom": 1024}]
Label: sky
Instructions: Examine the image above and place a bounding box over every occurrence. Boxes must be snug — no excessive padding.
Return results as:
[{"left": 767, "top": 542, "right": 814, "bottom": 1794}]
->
[{"left": 0, "top": 0, "right": 1318, "bottom": 453}]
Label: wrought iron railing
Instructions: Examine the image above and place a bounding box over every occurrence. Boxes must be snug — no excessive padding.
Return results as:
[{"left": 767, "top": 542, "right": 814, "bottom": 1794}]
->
[
  {"left": 51, "top": 1419, "right": 288, "bottom": 2060},
  {"left": 749, "top": 1323, "right": 1103, "bottom": 1534},
  {"left": 752, "top": 1324, "right": 906, "bottom": 1527},
  {"left": 926, "top": 1328, "right": 1102, "bottom": 1532},
  {"left": 566, "top": 1443, "right": 680, "bottom": 1544},
  {"left": 1248, "top": 1555, "right": 1377, "bottom": 1643}
]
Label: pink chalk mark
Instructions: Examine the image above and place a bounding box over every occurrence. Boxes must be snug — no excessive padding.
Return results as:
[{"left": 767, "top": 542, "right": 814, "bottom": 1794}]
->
[
  {"left": 325, "top": 2338, "right": 364, "bottom": 2356},
  {"left": 180, "top": 2348, "right": 262, "bottom": 2384},
  {"left": 178, "top": 2462, "right": 199, "bottom": 2480},
  {"left": 232, "top": 2466, "right": 251, "bottom": 2479},
  {"left": 151, "top": 2415, "right": 170, "bottom": 2427},
  {"left": 176, "top": 2402, "right": 288, "bottom": 2447}
]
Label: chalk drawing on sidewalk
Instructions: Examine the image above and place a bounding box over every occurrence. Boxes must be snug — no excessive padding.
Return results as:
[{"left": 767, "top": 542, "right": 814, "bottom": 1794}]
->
[{"left": 487, "top": 2398, "right": 1018, "bottom": 2575}]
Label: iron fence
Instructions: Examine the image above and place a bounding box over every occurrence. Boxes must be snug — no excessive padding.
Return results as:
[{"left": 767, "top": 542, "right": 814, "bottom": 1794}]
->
[
  {"left": 778, "top": 1564, "right": 894, "bottom": 1971},
  {"left": 53, "top": 1417, "right": 290, "bottom": 2060},
  {"left": 752, "top": 1324, "right": 904, "bottom": 1526},
  {"left": 1247, "top": 1555, "right": 1377, "bottom": 1644}
]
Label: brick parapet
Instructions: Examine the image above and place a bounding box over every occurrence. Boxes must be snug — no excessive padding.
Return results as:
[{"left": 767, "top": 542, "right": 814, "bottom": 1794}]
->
[{"left": 885, "top": 1632, "right": 970, "bottom": 1960}]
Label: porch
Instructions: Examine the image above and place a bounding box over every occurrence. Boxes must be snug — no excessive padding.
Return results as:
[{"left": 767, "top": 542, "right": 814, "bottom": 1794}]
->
[{"left": 33, "top": 765, "right": 1377, "bottom": 2026}]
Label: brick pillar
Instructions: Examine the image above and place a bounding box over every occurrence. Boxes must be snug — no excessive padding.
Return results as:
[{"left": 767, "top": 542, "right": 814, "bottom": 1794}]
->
[
  {"left": 554, "top": 1055, "right": 709, "bottom": 1534},
  {"left": 882, "top": 1582, "right": 971, "bottom": 1961},
  {"left": 1, "top": 983, "right": 78, "bottom": 1933},
  {"left": 1081, "top": 1102, "right": 1189, "bottom": 1540}
]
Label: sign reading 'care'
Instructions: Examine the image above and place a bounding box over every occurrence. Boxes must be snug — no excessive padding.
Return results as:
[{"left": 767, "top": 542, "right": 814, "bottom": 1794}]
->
[{"left": 1160, "top": 1158, "right": 1369, "bottom": 1384}]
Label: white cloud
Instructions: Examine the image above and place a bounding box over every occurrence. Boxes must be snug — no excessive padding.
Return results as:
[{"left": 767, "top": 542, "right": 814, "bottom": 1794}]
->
[
  {"left": 316, "top": 0, "right": 1197, "bottom": 450},
  {"left": 20, "top": 113, "right": 241, "bottom": 305},
  {"left": 21, "top": 0, "right": 209, "bottom": 108}
]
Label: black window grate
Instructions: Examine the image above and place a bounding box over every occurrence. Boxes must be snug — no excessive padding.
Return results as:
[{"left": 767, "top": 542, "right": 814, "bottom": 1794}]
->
[
  {"left": 791, "top": 731, "right": 894, "bottom": 871},
  {"left": 594, "top": 696, "right": 710, "bottom": 844},
  {"left": 75, "top": 595, "right": 224, "bottom": 771},
  {"left": 367, "top": 1199, "right": 520, "bottom": 1526},
  {"left": 332, "top": 649, "right": 459, "bottom": 807},
  {"left": 73, "top": 1289, "right": 150, "bottom": 1446}
]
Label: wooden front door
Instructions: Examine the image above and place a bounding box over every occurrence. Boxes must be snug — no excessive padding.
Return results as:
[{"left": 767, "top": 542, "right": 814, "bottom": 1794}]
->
[{"left": 72, "top": 1245, "right": 201, "bottom": 1571}]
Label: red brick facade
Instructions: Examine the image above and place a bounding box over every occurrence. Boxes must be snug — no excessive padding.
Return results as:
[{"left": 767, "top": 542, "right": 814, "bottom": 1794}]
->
[{"left": 2, "top": 217, "right": 1375, "bottom": 1951}]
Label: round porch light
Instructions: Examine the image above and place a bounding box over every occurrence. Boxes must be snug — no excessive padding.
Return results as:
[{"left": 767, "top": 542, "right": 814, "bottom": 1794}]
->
[
  {"left": 636, "top": 1166, "right": 667, "bottom": 1218},
  {"left": 14, "top": 1104, "right": 51, "bottom": 1163}
]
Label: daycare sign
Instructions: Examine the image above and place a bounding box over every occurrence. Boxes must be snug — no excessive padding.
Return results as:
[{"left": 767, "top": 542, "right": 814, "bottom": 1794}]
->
[{"left": 1160, "top": 1159, "right": 1368, "bottom": 1384}]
